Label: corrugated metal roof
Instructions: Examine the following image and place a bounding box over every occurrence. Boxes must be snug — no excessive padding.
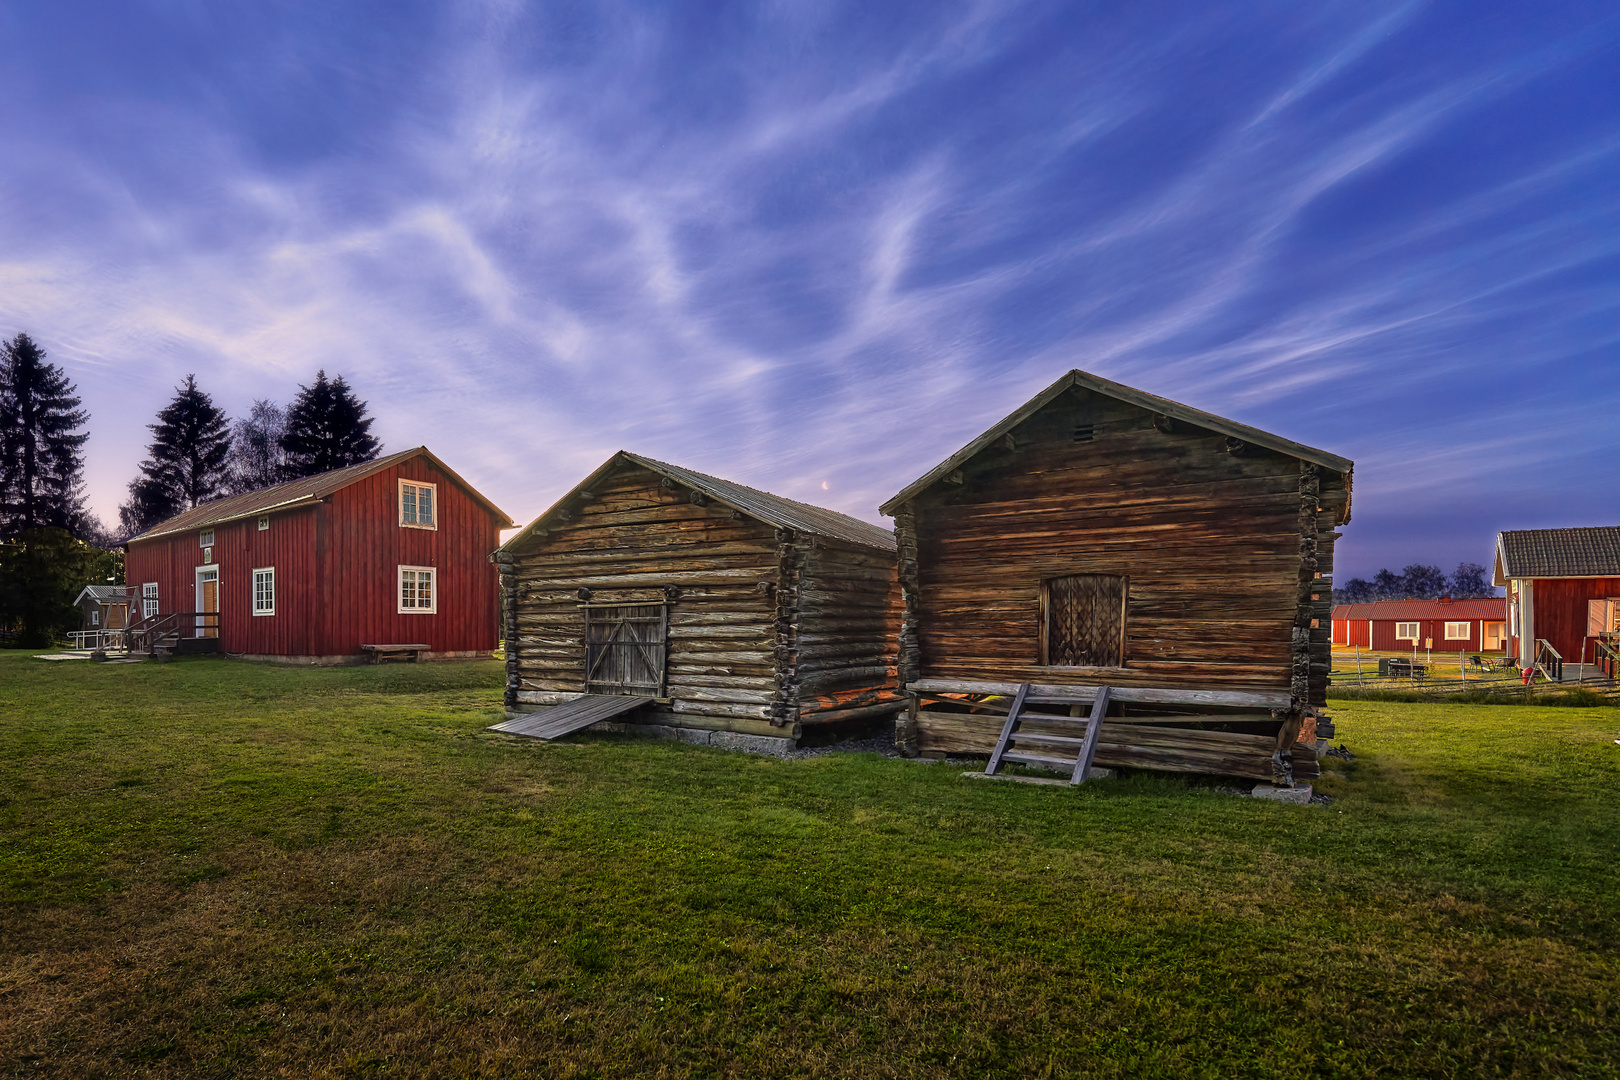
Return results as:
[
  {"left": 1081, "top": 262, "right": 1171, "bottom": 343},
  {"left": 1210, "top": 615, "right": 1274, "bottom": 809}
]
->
[
  {"left": 501, "top": 451, "right": 896, "bottom": 555},
  {"left": 126, "top": 446, "right": 512, "bottom": 544},
  {"left": 81, "top": 584, "right": 128, "bottom": 601},
  {"left": 1496, "top": 527, "right": 1620, "bottom": 580},
  {"left": 74, "top": 584, "right": 131, "bottom": 605},
  {"left": 1332, "top": 599, "right": 1504, "bottom": 621},
  {"left": 880, "top": 369, "right": 1354, "bottom": 516}
]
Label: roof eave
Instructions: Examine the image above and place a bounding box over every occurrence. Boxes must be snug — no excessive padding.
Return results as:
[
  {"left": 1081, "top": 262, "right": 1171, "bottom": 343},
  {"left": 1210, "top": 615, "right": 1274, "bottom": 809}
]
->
[
  {"left": 498, "top": 452, "right": 634, "bottom": 556},
  {"left": 499, "top": 450, "right": 895, "bottom": 557},
  {"left": 127, "top": 495, "right": 327, "bottom": 545},
  {"left": 879, "top": 368, "right": 1354, "bottom": 515}
]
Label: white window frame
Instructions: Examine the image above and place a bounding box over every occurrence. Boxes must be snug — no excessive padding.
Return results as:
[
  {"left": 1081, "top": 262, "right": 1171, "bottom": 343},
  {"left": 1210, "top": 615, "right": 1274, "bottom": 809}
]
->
[
  {"left": 399, "top": 480, "right": 438, "bottom": 530},
  {"left": 258, "top": 514, "right": 269, "bottom": 531},
  {"left": 199, "top": 529, "right": 214, "bottom": 547},
  {"left": 252, "top": 567, "right": 276, "bottom": 616},
  {"left": 91, "top": 607, "right": 100, "bottom": 627},
  {"left": 1394, "top": 622, "right": 1420, "bottom": 641},
  {"left": 398, "top": 565, "right": 437, "bottom": 614},
  {"left": 1443, "top": 621, "right": 1470, "bottom": 640},
  {"left": 142, "top": 582, "right": 159, "bottom": 620}
]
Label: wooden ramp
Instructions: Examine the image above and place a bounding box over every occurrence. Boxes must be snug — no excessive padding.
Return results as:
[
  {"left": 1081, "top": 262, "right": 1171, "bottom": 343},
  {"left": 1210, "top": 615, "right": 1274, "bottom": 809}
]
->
[{"left": 487, "top": 695, "right": 653, "bottom": 740}]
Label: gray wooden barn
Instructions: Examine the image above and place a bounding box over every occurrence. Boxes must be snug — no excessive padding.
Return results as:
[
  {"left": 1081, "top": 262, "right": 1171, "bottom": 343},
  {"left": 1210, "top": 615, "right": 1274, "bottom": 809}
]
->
[{"left": 493, "top": 452, "right": 902, "bottom": 747}]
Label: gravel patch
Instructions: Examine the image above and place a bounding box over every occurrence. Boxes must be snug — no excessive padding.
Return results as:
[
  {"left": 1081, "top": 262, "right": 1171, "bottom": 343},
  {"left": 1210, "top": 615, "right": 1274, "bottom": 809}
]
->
[{"left": 782, "top": 729, "right": 906, "bottom": 760}]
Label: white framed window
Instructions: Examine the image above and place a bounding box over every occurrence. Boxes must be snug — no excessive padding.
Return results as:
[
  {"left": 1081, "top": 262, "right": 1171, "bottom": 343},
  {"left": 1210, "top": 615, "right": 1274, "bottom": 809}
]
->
[
  {"left": 398, "top": 565, "right": 436, "bottom": 613},
  {"left": 253, "top": 567, "right": 275, "bottom": 616},
  {"left": 1395, "top": 622, "right": 1420, "bottom": 641},
  {"left": 199, "top": 529, "right": 214, "bottom": 547},
  {"left": 258, "top": 514, "right": 269, "bottom": 531},
  {"left": 400, "top": 480, "right": 437, "bottom": 529},
  {"left": 91, "top": 608, "right": 100, "bottom": 627},
  {"left": 142, "top": 582, "right": 159, "bottom": 619},
  {"left": 1444, "top": 621, "right": 1470, "bottom": 640}
]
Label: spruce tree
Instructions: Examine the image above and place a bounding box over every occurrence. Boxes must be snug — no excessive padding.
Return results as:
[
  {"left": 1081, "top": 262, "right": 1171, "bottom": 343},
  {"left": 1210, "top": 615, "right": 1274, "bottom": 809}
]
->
[
  {"left": 224, "top": 399, "right": 288, "bottom": 495},
  {"left": 0, "top": 333, "right": 91, "bottom": 539},
  {"left": 118, "top": 375, "right": 232, "bottom": 536},
  {"left": 278, "top": 371, "right": 381, "bottom": 480}
]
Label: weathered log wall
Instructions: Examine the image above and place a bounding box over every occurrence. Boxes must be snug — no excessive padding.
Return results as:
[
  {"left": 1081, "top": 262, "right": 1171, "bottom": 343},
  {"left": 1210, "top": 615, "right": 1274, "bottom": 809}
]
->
[
  {"left": 899, "top": 386, "right": 1352, "bottom": 701},
  {"left": 503, "top": 465, "right": 783, "bottom": 732},
  {"left": 790, "top": 539, "right": 904, "bottom": 725}
]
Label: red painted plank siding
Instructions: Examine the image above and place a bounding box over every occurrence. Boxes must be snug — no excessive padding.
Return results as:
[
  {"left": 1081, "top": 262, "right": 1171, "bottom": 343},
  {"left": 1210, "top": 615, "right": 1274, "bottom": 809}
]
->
[
  {"left": 1526, "top": 577, "right": 1620, "bottom": 666},
  {"left": 125, "top": 453, "right": 503, "bottom": 659},
  {"left": 1331, "top": 619, "right": 1371, "bottom": 648},
  {"left": 1366, "top": 617, "right": 1492, "bottom": 653}
]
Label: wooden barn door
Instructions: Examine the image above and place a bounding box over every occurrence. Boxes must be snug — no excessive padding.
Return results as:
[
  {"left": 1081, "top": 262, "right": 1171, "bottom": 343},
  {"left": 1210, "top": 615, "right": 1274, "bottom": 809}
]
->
[
  {"left": 584, "top": 605, "right": 668, "bottom": 696},
  {"left": 1041, "top": 574, "right": 1127, "bottom": 667}
]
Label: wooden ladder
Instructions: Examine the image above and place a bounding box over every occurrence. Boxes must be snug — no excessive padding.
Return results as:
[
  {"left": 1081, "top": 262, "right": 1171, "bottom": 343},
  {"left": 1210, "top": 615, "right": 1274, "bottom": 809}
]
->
[{"left": 984, "top": 683, "right": 1112, "bottom": 785}]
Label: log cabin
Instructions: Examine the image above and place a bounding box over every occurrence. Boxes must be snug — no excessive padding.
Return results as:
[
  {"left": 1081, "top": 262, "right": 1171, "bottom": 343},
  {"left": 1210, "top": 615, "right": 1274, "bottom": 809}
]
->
[
  {"left": 494, "top": 452, "right": 902, "bottom": 747},
  {"left": 123, "top": 447, "right": 512, "bottom": 662},
  {"left": 879, "top": 369, "right": 1354, "bottom": 785}
]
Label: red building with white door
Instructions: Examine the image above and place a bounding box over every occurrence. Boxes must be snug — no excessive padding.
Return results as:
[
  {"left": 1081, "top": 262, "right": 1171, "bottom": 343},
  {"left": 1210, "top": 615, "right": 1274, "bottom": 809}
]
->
[
  {"left": 1494, "top": 526, "right": 1620, "bottom": 670},
  {"left": 123, "top": 447, "right": 512, "bottom": 662},
  {"left": 1331, "top": 597, "right": 1507, "bottom": 654}
]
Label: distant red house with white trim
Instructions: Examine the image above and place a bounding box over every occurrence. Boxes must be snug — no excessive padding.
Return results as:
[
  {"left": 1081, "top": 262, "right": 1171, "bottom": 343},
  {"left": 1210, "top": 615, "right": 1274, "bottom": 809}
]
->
[
  {"left": 124, "top": 447, "right": 513, "bottom": 663},
  {"left": 1331, "top": 597, "right": 1507, "bottom": 654},
  {"left": 1494, "top": 526, "right": 1620, "bottom": 668}
]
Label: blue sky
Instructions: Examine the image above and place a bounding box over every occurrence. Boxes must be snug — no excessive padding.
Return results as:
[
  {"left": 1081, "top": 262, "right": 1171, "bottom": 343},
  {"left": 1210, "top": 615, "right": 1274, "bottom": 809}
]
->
[{"left": 1, "top": 0, "right": 1616, "bottom": 580}]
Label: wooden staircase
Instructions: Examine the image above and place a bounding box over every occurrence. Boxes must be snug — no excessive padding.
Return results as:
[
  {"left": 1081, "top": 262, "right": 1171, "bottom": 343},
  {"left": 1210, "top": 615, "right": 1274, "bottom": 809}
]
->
[{"left": 984, "top": 683, "right": 1112, "bottom": 785}]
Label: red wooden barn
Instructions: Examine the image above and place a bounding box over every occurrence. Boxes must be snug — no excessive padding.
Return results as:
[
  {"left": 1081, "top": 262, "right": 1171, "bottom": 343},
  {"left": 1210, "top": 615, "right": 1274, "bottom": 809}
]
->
[
  {"left": 1494, "top": 526, "right": 1620, "bottom": 671},
  {"left": 124, "top": 447, "right": 512, "bottom": 663},
  {"left": 1331, "top": 598, "right": 1506, "bottom": 653}
]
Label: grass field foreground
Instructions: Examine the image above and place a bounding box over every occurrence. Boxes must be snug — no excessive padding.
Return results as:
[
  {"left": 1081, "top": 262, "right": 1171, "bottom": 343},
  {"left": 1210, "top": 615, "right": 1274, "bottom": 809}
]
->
[{"left": 2, "top": 652, "right": 1618, "bottom": 1078}]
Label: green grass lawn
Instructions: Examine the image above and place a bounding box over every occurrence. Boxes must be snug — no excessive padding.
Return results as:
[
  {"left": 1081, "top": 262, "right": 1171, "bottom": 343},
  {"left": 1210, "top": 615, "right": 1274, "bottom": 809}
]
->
[{"left": 1, "top": 652, "right": 1617, "bottom": 1079}]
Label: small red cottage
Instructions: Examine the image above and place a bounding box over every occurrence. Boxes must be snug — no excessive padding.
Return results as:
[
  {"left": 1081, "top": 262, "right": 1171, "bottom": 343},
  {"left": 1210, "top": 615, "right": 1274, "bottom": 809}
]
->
[
  {"left": 1494, "top": 526, "right": 1620, "bottom": 672},
  {"left": 1331, "top": 598, "right": 1506, "bottom": 654},
  {"left": 124, "top": 447, "right": 513, "bottom": 663}
]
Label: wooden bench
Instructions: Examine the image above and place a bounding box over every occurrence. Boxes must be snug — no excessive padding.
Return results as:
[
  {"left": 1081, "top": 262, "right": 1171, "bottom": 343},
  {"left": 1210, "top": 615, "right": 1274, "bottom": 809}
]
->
[{"left": 360, "top": 644, "right": 429, "bottom": 664}]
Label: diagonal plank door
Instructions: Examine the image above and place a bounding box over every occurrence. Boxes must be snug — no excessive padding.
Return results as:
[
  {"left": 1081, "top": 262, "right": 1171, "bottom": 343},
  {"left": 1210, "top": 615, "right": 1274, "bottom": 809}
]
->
[{"left": 584, "top": 604, "right": 667, "bottom": 696}]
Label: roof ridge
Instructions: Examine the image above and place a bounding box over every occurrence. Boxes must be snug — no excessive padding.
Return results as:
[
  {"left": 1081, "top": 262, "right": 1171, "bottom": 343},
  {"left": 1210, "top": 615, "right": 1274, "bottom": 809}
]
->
[{"left": 630, "top": 453, "right": 885, "bottom": 532}]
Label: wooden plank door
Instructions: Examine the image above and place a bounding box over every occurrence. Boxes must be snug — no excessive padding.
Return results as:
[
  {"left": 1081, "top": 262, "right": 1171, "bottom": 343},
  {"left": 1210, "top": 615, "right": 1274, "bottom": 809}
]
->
[
  {"left": 584, "top": 605, "right": 667, "bottom": 696},
  {"left": 197, "top": 568, "right": 219, "bottom": 638}
]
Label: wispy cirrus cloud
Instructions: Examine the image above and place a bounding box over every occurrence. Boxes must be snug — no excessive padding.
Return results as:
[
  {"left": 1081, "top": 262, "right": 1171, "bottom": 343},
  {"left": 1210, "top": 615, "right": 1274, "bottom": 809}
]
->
[{"left": 0, "top": 0, "right": 1614, "bottom": 577}]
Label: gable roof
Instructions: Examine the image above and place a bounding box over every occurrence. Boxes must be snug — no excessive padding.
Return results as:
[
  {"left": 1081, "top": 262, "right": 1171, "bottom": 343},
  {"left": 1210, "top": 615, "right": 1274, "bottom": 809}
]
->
[
  {"left": 1495, "top": 526, "right": 1620, "bottom": 582},
  {"left": 879, "top": 369, "right": 1354, "bottom": 515},
  {"left": 126, "top": 446, "right": 513, "bottom": 545},
  {"left": 500, "top": 451, "right": 896, "bottom": 556},
  {"left": 73, "top": 584, "right": 130, "bottom": 606},
  {"left": 1333, "top": 598, "right": 1504, "bottom": 621}
]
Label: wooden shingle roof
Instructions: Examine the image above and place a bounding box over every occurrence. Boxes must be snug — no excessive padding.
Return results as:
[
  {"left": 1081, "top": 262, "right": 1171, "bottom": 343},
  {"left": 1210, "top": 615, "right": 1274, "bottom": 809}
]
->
[
  {"left": 1495, "top": 527, "right": 1620, "bottom": 581},
  {"left": 500, "top": 451, "right": 896, "bottom": 556},
  {"left": 879, "top": 369, "right": 1354, "bottom": 515},
  {"left": 126, "top": 446, "right": 513, "bottom": 544}
]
